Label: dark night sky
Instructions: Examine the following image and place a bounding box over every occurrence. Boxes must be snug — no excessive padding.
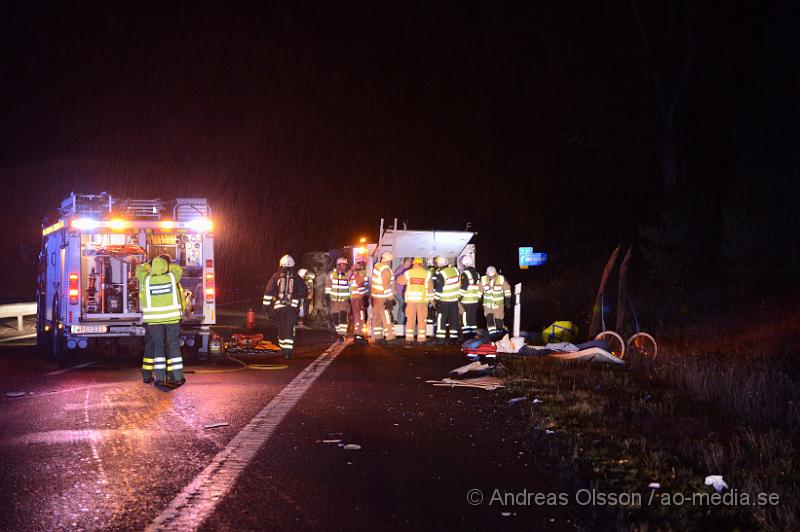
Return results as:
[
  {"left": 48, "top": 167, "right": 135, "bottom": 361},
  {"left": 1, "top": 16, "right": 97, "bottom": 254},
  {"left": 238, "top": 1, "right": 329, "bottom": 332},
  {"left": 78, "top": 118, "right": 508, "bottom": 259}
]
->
[{"left": 0, "top": 1, "right": 796, "bottom": 299}]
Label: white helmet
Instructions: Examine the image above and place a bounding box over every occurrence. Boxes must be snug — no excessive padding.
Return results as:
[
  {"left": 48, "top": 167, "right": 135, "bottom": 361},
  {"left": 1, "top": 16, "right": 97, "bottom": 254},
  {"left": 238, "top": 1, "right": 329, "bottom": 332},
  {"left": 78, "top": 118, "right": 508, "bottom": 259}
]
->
[
  {"left": 381, "top": 251, "right": 394, "bottom": 262},
  {"left": 461, "top": 255, "right": 474, "bottom": 268},
  {"left": 279, "top": 254, "right": 295, "bottom": 268},
  {"left": 486, "top": 266, "right": 497, "bottom": 277},
  {"left": 297, "top": 268, "right": 308, "bottom": 278},
  {"left": 435, "top": 256, "right": 449, "bottom": 267},
  {"left": 336, "top": 257, "right": 349, "bottom": 266}
]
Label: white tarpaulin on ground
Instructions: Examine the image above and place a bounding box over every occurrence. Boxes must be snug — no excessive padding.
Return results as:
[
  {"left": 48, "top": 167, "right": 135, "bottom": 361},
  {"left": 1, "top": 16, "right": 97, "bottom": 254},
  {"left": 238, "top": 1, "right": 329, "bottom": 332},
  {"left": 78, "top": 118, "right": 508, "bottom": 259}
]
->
[{"left": 380, "top": 230, "right": 474, "bottom": 258}]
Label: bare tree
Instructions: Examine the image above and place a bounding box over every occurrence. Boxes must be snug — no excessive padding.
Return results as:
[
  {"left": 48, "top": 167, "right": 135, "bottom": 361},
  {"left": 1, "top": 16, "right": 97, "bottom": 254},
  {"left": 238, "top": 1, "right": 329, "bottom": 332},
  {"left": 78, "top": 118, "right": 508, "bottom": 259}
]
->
[{"left": 632, "top": 0, "right": 697, "bottom": 199}]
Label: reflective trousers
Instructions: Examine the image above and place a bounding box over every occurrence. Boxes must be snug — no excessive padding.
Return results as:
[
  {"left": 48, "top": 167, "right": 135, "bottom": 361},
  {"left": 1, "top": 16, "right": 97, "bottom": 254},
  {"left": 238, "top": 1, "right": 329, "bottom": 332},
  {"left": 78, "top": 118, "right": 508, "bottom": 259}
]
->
[
  {"left": 371, "top": 297, "right": 395, "bottom": 340},
  {"left": 330, "top": 300, "right": 350, "bottom": 337},
  {"left": 435, "top": 301, "right": 460, "bottom": 340},
  {"left": 484, "top": 305, "right": 506, "bottom": 336},
  {"left": 275, "top": 307, "right": 299, "bottom": 355},
  {"left": 142, "top": 323, "right": 183, "bottom": 382},
  {"left": 350, "top": 297, "right": 366, "bottom": 341},
  {"left": 461, "top": 302, "right": 479, "bottom": 336},
  {"left": 404, "top": 301, "right": 428, "bottom": 342}
]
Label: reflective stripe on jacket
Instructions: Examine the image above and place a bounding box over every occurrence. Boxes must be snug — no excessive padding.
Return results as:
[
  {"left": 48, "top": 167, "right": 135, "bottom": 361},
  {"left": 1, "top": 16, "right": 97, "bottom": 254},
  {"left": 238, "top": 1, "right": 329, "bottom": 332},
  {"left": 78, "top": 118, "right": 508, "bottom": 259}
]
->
[
  {"left": 370, "top": 263, "right": 394, "bottom": 299},
  {"left": 435, "top": 266, "right": 460, "bottom": 302},
  {"left": 481, "top": 274, "right": 511, "bottom": 308},
  {"left": 142, "top": 272, "right": 182, "bottom": 324},
  {"left": 402, "top": 267, "right": 433, "bottom": 303},
  {"left": 325, "top": 270, "right": 351, "bottom": 302},
  {"left": 349, "top": 269, "right": 368, "bottom": 297},
  {"left": 460, "top": 267, "right": 481, "bottom": 304},
  {"left": 263, "top": 270, "right": 307, "bottom": 309}
]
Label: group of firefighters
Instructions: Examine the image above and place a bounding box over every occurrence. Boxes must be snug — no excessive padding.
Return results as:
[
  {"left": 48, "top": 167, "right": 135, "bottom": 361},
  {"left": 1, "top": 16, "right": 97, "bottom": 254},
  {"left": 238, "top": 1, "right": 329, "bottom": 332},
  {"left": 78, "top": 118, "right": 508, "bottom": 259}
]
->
[
  {"left": 262, "top": 252, "right": 512, "bottom": 358},
  {"left": 135, "top": 249, "right": 511, "bottom": 387}
]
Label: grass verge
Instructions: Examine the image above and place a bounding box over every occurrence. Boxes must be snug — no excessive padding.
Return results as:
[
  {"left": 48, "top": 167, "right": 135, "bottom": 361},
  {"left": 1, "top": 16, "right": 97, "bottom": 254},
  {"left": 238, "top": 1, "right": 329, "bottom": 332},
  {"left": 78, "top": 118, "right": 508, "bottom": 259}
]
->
[{"left": 502, "top": 348, "right": 799, "bottom": 530}]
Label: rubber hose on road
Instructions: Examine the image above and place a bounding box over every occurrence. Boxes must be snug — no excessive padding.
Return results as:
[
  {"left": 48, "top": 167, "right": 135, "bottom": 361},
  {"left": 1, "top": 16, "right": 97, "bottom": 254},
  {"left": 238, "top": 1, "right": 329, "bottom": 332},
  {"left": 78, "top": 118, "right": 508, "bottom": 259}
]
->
[{"left": 184, "top": 352, "right": 288, "bottom": 374}]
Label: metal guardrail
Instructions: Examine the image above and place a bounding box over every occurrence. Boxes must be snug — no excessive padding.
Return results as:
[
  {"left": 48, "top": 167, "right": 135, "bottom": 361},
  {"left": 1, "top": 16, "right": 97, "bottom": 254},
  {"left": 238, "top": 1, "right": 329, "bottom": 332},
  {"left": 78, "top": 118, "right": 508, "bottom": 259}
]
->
[{"left": 0, "top": 302, "right": 36, "bottom": 331}]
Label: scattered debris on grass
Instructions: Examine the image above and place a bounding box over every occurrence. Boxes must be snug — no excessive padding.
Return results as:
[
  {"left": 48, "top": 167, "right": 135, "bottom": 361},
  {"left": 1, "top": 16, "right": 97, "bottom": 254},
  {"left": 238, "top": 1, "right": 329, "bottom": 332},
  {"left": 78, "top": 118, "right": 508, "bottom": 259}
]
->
[
  {"left": 203, "top": 422, "right": 230, "bottom": 429},
  {"left": 343, "top": 444, "right": 362, "bottom": 450},
  {"left": 704, "top": 475, "right": 728, "bottom": 493},
  {"left": 5, "top": 391, "right": 26, "bottom": 397}
]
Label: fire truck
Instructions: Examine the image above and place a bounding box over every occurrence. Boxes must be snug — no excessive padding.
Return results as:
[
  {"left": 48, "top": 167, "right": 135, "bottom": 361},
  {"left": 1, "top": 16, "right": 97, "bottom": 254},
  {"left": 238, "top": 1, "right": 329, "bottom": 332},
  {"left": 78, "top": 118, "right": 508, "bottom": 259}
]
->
[{"left": 36, "top": 192, "right": 216, "bottom": 361}]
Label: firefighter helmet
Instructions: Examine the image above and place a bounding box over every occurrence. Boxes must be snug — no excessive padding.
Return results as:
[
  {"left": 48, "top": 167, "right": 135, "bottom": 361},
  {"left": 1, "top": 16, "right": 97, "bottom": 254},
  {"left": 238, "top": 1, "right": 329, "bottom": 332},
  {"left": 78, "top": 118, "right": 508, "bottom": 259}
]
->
[
  {"left": 279, "top": 255, "right": 295, "bottom": 268},
  {"left": 412, "top": 257, "right": 424, "bottom": 266},
  {"left": 336, "top": 257, "right": 349, "bottom": 265},
  {"left": 461, "top": 255, "right": 474, "bottom": 268},
  {"left": 486, "top": 266, "right": 497, "bottom": 277},
  {"left": 435, "top": 256, "right": 449, "bottom": 267},
  {"left": 381, "top": 251, "right": 394, "bottom": 262},
  {"left": 297, "top": 268, "right": 307, "bottom": 278}
]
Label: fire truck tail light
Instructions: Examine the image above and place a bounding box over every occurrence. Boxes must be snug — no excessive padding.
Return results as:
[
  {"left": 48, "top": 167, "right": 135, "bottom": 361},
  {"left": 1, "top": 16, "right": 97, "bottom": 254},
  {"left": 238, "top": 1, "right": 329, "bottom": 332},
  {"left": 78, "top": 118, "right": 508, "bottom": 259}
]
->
[
  {"left": 205, "top": 273, "right": 215, "bottom": 303},
  {"left": 69, "top": 273, "right": 79, "bottom": 304}
]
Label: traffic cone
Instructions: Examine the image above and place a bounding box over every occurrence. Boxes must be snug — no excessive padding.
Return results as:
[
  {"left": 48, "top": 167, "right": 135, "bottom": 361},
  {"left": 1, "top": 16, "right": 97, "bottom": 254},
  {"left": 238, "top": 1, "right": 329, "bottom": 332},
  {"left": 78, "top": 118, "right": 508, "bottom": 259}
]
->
[{"left": 246, "top": 308, "right": 255, "bottom": 330}]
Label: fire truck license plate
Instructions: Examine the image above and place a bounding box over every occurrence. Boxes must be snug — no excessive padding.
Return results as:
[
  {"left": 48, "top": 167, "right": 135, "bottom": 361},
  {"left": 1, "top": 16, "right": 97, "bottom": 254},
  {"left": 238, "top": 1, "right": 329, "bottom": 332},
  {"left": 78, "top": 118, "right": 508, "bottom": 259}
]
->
[{"left": 71, "top": 325, "right": 108, "bottom": 334}]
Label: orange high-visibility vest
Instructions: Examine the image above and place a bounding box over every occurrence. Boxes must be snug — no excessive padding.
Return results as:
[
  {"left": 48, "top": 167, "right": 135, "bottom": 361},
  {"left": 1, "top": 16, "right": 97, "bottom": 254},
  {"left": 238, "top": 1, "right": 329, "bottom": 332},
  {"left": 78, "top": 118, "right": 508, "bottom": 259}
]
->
[{"left": 370, "top": 263, "right": 393, "bottom": 299}]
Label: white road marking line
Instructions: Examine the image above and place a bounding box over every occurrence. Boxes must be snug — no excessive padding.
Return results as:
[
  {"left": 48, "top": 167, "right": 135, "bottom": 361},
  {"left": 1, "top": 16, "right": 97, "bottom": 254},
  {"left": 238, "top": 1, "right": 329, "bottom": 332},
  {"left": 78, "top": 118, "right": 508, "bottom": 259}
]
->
[
  {"left": 0, "top": 333, "right": 37, "bottom": 344},
  {"left": 2, "top": 382, "right": 137, "bottom": 402},
  {"left": 84, "top": 389, "right": 109, "bottom": 485},
  {"left": 46, "top": 361, "right": 95, "bottom": 376},
  {"left": 63, "top": 400, "right": 147, "bottom": 411},
  {"left": 147, "top": 340, "right": 348, "bottom": 531},
  {"left": 3, "top": 428, "right": 160, "bottom": 446}
]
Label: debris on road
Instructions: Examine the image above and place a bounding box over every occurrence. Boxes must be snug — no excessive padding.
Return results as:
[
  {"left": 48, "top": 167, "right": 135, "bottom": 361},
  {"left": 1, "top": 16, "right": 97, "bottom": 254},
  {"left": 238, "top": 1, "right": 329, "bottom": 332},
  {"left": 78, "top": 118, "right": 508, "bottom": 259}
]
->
[
  {"left": 532, "top": 398, "right": 543, "bottom": 404},
  {"left": 450, "top": 361, "right": 490, "bottom": 375},
  {"left": 704, "top": 475, "right": 728, "bottom": 492},
  {"left": 508, "top": 397, "right": 526, "bottom": 404},
  {"left": 315, "top": 439, "right": 342, "bottom": 444},
  {"left": 648, "top": 482, "right": 661, "bottom": 489},
  {"left": 545, "top": 429, "right": 556, "bottom": 435},
  {"left": 427, "top": 376, "right": 506, "bottom": 390},
  {"left": 343, "top": 444, "right": 362, "bottom": 450},
  {"left": 5, "top": 391, "right": 26, "bottom": 397},
  {"left": 203, "top": 422, "right": 230, "bottom": 429}
]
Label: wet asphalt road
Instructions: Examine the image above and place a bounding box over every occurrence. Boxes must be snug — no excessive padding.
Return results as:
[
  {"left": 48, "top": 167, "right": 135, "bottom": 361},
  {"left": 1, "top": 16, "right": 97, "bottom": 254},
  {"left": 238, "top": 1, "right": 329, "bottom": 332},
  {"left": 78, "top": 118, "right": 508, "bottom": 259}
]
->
[{"left": 0, "top": 319, "right": 573, "bottom": 531}]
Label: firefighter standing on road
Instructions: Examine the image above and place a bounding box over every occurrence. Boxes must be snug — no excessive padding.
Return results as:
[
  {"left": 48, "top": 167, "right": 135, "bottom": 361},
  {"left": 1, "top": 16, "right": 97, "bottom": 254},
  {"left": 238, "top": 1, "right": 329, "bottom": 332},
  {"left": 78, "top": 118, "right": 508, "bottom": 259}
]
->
[
  {"left": 459, "top": 256, "right": 481, "bottom": 338},
  {"left": 426, "top": 264, "right": 437, "bottom": 338},
  {"left": 481, "top": 266, "right": 512, "bottom": 337},
  {"left": 296, "top": 268, "right": 315, "bottom": 326},
  {"left": 395, "top": 257, "right": 434, "bottom": 344},
  {"left": 137, "top": 254, "right": 185, "bottom": 389},
  {"left": 433, "top": 256, "right": 461, "bottom": 344},
  {"left": 349, "top": 258, "right": 369, "bottom": 343},
  {"left": 263, "top": 255, "right": 308, "bottom": 358},
  {"left": 370, "top": 251, "right": 396, "bottom": 343},
  {"left": 325, "top": 257, "right": 351, "bottom": 341}
]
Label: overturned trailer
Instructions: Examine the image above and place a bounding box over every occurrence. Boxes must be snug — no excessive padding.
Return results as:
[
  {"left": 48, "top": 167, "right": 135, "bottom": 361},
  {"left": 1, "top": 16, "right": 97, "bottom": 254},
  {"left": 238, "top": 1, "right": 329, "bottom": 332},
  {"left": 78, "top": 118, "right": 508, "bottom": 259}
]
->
[{"left": 337, "top": 219, "right": 476, "bottom": 338}]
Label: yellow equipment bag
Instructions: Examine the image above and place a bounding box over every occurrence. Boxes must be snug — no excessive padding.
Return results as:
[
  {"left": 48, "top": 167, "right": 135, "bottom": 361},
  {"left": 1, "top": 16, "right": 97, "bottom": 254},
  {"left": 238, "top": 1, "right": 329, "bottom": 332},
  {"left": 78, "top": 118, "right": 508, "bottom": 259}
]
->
[{"left": 542, "top": 321, "right": 578, "bottom": 343}]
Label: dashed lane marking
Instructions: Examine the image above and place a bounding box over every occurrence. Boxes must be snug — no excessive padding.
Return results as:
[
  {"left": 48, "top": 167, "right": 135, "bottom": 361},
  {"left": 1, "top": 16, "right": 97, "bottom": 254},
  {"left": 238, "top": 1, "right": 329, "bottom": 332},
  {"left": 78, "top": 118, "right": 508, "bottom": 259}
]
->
[{"left": 147, "top": 340, "right": 348, "bottom": 531}]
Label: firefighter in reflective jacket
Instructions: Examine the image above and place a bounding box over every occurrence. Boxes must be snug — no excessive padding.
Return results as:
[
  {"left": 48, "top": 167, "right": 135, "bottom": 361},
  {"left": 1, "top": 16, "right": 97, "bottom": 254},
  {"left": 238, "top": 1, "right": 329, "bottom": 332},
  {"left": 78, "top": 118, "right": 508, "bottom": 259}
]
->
[
  {"left": 459, "top": 255, "right": 481, "bottom": 338},
  {"left": 325, "top": 257, "right": 351, "bottom": 341},
  {"left": 263, "top": 255, "right": 308, "bottom": 358},
  {"left": 349, "top": 258, "right": 369, "bottom": 343},
  {"left": 370, "top": 251, "right": 396, "bottom": 342},
  {"left": 481, "top": 266, "right": 512, "bottom": 336},
  {"left": 395, "top": 257, "right": 433, "bottom": 343},
  {"left": 137, "top": 254, "right": 185, "bottom": 389},
  {"left": 433, "top": 256, "right": 461, "bottom": 343}
]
